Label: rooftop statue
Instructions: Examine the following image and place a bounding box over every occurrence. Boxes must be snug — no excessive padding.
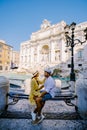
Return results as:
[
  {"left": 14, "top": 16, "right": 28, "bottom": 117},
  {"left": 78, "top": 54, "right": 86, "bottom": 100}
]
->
[{"left": 41, "top": 19, "right": 51, "bottom": 29}]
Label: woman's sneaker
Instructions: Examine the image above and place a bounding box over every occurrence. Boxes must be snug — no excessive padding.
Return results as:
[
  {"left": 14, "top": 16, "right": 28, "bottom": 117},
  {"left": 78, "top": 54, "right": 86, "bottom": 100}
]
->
[
  {"left": 31, "top": 111, "right": 36, "bottom": 121},
  {"left": 31, "top": 113, "right": 45, "bottom": 125}
]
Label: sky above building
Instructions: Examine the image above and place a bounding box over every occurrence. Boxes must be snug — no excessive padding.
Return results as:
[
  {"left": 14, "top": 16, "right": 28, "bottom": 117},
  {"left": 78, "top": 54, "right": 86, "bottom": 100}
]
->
[{"left": 0, "top": 0, "right": 87, "bottom": 50}]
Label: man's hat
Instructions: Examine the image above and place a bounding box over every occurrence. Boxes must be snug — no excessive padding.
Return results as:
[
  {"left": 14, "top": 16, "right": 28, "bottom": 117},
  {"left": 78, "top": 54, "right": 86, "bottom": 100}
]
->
[{"left": 44, "top": 68, "right": 52, "bottom": 74}]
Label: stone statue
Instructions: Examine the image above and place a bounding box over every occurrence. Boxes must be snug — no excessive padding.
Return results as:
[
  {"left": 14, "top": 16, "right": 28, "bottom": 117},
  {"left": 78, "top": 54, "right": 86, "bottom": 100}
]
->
[{"left": 41, "top": 19, "right": 51, "bottom": 29}]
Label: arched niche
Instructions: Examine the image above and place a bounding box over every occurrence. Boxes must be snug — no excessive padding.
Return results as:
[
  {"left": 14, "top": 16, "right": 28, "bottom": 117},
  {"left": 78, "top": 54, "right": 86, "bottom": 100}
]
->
[{"left": 41, "top": 45, "right": 49, "bottom": 62}]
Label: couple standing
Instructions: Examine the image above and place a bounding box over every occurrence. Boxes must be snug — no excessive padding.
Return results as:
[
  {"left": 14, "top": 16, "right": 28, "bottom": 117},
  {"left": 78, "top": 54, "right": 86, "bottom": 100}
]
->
[{"left": 29, "top": 68, "right": 56, "bottom": 125}]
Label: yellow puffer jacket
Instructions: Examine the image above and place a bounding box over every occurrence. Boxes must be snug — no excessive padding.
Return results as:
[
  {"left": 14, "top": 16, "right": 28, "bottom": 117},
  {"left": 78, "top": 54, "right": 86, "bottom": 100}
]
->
[{"left": 29, "top": 78, "right": 45, "bottom": 105}]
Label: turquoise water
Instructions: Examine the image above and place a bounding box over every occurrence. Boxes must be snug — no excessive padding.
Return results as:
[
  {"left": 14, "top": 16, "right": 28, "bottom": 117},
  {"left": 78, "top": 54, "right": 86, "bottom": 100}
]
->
[
  {"left": 53, "top": 76, "right": 70, "bottom": 82},
  {"left": 0, "top": 72, "right": 32, "bottom": 80},
  {"left": 0, "top": 72, "right": 70, "bottom": 81},
  {"left": 53, "top": 76, "right": 70, "bottom": 89},
  {"left": 0, "top": 72, "right": 70, "bottom": 89}
]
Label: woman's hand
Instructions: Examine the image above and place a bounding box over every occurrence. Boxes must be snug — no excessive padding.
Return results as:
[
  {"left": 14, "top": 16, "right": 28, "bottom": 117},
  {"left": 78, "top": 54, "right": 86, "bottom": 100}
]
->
[
  {"left": 36, "top": 85, "right": 44, "bottom": 91},
  {"left": 33, "top": 95, "right": 38, "bottom": 100}
]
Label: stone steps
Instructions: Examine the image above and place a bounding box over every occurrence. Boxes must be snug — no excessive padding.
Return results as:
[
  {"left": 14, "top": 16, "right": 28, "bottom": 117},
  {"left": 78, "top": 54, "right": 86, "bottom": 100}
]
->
[{"left": 0, "top": 111, "right": 82, "bottom": 120}]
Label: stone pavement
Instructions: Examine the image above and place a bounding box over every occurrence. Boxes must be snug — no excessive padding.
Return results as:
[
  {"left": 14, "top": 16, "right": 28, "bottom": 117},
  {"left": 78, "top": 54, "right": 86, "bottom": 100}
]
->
[
  {"left": 0, "top": 119, "right": 87, "bottom": 130},
  {"left": 0, "top": 99, "right": 87, "bottom": 130}
]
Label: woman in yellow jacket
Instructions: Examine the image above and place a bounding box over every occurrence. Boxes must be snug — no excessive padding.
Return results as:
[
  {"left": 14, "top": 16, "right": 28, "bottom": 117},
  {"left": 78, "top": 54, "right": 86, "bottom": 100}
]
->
[
  {"left": 29, "top": 71, "right": 45, "bottom": 105},
  {"left": 29, "top": 71, "right": 45, "bottom": 122}
]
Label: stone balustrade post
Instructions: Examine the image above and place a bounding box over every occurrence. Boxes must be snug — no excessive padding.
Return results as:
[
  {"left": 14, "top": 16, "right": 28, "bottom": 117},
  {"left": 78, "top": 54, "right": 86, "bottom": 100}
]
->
[
  {"left": 0, "top": 76, "right": 9, "bottom": 113},
  {"left": 75, "top": 73, "right": 87, "bottom": 119}
]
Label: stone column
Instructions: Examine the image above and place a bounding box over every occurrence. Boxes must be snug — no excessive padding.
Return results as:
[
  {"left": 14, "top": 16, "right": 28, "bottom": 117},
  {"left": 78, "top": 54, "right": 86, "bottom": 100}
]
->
[
  {"left": 31, "top": 47, "right": 34, "bottom": 64},
  {"left": 37, "top": 46, "right": 40, "bottom": 63},
  {"left": 28, "top": 48, "right": 31, "bottom": 66},
  {"left": 19, "top": 46, "right": 23, "bottom": 69},
  {"left": 50, "top": 41, "right": 55, "bottom": 63},
  {"left": 23, "top": 48, "right": 25, "bottom": 63},
  {"left": 60, "top": 38, "right": 66, "bottom": 62},
  {"left": 49, "top": 49, "right": 51, "bottom": 63},
  {"left": 27, "top": 48, "right": 29, "bottom": 65}
]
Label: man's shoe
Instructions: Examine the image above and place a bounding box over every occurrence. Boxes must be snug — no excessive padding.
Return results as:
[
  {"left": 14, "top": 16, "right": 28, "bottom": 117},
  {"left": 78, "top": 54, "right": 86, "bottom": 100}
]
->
[
  {"left": 31, "top": 111, "right": 36, "bottom": 121},
  {"left": 36, "top": 116, "right": 43, "bottom": 124},
  {"left": 31, "top": 119, "right": 39, "bottom": 125},
  {"left": 36, "top": 114, "right": 44, "bottom": 123},
  {"left": 37, "top": 113, "right": 45, "bottom": 120},
  {"left": 31, "top": 118, "right": 42, "bottom": 125}
]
